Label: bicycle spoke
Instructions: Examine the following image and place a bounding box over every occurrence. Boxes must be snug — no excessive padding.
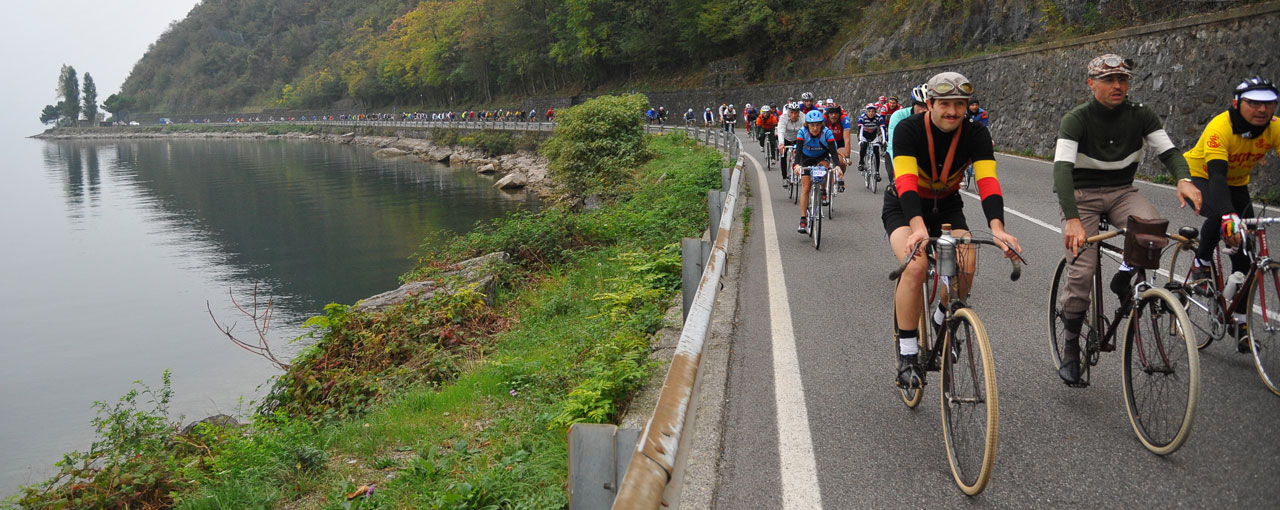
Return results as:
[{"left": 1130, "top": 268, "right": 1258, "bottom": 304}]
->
[
  {"left": 941, "top": 309, "right": 997, "bottom": 494},
  {"left": 1123, "top": 289, "right": 1198, "bottom": 454},
  {"left": 1248, "top": 267, "right": 1280, "bottom": 396}
]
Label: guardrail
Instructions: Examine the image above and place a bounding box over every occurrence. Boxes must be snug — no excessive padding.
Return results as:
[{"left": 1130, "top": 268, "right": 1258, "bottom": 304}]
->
[{"left": 610, "top": 130, "right": 743, "bottom": 509}]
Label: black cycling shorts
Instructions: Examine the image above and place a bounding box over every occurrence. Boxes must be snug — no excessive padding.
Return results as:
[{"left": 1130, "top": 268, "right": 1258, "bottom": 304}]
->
[
  {"left": 861, "top": 128, "right": 881, "bottom": 142},
  {"left": 882, "top": 189, "right": 969, "bottom": 237}
]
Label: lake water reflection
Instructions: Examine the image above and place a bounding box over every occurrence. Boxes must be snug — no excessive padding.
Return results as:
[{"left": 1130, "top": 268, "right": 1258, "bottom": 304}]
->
[{"left": 0, "top": 137, "right": 538, "bottom": 495}]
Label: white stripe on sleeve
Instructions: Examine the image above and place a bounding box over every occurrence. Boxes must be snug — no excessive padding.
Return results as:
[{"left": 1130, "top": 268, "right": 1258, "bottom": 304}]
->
[
  {"left": 1054, "top": 138, "right": 1079, "bottom": 164},
  {"left": 1145, "top": 129, "right": 1176, "bottom": 154}
]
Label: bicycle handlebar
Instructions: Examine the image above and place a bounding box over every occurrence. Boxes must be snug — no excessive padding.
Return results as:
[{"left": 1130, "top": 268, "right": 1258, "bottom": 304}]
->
[{"left": 889, "top": 238, "right": 1024, "bottom": 282}]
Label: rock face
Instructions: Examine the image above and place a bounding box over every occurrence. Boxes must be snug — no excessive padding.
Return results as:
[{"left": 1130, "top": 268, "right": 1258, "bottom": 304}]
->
[
  {"left": 494, "top": 172, "right": 528, "bottom": 189},
  {"left": 373, "top": 147, "right": 410, "bottom": 157},
  {"left": 354, "top": 252, "right": 510, "bottom": 313},
  {"left": 476, "top": 163, "right": 498, "bottom": 174}
]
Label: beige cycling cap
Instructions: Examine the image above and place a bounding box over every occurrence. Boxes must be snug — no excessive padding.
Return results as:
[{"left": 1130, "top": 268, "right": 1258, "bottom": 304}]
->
[
  {"left": 926, "top": 72, "right": 974, "bottom": 100},
  {"left": 1088, "top": 54, "right": 1135, "bottom": 78}
]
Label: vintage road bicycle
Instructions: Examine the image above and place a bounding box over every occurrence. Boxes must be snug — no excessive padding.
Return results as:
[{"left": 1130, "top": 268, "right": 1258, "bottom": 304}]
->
[
  {"left": 1047, "top": 217, "right": 1200, "bottom": 455},
  {"left": 1164, "top": 216, "right": 1280, "bottom": 397},
  {"left": 889, "top": 225, "right": 1023, "bottom": 495}
]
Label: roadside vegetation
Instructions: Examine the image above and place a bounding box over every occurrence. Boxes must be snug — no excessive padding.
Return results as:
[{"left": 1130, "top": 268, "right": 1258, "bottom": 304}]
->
[{"left": 7, "top": 94, "right": 724, "bottom": 509}]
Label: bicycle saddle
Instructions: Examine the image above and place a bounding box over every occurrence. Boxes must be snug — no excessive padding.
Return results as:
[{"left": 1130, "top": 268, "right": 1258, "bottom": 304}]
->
[{"left": 1178, "top": 226, "right": 1199, "bottom": 240}]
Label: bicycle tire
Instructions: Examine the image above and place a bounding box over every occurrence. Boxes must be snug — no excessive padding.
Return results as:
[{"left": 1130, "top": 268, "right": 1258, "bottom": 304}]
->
[
  {"left": 893, "top": 280, "right": 930, "bottom": 408},
  {"left": 940, "top": 307, "right": 998, "bottom": 495},
  {"left": 1122, "top": 286, "right": 1199, "bottom": 455},
  {"left": 1247, "top": 263, "right": 1280, "bottom": 397},
  {"left": 826, "top": 172, "right": 835, "bottom": 220},
  {"left": 1048, "top": 256, "right": 1096, "bottom": 385},
  {"left": 813, "top": 197, "right": 822, "bottom": 250},
  {"left": 872, "top": 149, "right": 881, "bottom": 194},
  {"left": 1165, "top": 240, "right": 1226, "bottom": 349}
]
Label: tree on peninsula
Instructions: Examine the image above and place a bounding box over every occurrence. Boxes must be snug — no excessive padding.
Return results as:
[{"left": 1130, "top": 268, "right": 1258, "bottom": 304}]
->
[
  {"left": 57, "top": 65, "right": 80, "bottom": 126},
  {"left": 82, "top": 73, "right": 98, "bottom": 124},
  {"left": 39, "top": 103, "right": 64, "bottom": 126},
  {"left": 103, "top": 93, "right": 136, "bottom": 124}
]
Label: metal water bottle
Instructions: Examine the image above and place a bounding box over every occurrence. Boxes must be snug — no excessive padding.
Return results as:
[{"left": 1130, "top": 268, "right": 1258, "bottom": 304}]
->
[
  {"left": 1224, "top": 271, "right": 1246, "bottom": 299},
  {"left": 937, "top": 223, "right": 958, "bottom": 277}
]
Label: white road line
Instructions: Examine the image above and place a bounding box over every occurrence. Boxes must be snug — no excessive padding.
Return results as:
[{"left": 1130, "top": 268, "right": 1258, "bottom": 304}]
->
[
  {"left": 960, "top": 189, "right": 1062, "bottom": 234},
  {"left": 741, "top": 148, "right": 824, "bottom": 509}
]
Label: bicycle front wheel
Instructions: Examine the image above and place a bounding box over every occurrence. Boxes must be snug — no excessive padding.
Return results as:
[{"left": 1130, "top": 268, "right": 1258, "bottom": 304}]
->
[
  {"left": 1166, "top": 239, "right": 1226, "bottom": 349},
  {"left": 871, "top": 150, "right": 881, "bottom": 193},
  {"left": 1247, "top": 263, "right": 1280, "bottom": 396},
  {"left": 940, "top": 307, "right": 998, "bottom": 495},
  {"left": 1122, "top": 287, "right": 1199, "bottom": 455}
]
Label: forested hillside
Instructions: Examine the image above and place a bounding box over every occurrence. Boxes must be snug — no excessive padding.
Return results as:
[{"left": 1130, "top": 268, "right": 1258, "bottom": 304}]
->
[
  {"left": 120, "top": 0, "right": 857, "bottom": 112},
  {"left": 118, "top": 0, "right": 1259, "bottom": 114}
]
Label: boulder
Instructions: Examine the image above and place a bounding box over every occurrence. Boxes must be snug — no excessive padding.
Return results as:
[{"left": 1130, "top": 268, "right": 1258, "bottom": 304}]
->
[
  {"left": 494, "top": 172, "right": 528, "bottom": 190},
  {"left": 354, "top": 252, "right": 510, "bottom": 312},
  {"left": 181, "top": 414, "right": 242, "bottom": 435},
  {"left": 476, "top": 163, "right": 498, "bottom": 174},
  {"left": 373, "top": 147, "right": 410, "bottom": 158}
]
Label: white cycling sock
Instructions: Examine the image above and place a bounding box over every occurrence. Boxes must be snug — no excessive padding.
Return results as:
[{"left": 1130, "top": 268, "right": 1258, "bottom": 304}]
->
[
  {"left": 1118, "top": 262, "right": 1134, "bottom": 273},
  {"left": 899, "top": 332, "right": 920, "bottom": 356},
  {"left": 933, "top": 304, "right": 946, "bottom": 327},
  {"left": 1194, "top": 258, "right": 1212, "bottom": 268}
]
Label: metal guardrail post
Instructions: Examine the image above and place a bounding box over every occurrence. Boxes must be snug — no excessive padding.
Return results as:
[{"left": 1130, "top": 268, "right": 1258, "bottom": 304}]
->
[{"left": 613, "top": 160, "right": 743, "bottom": 510}]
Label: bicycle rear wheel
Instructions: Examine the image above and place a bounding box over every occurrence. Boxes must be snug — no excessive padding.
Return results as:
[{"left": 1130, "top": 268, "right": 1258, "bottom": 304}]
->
[
  {"left": 1247, "top": 263, "right": 1280, "bottom": 396},
  {"left": 893, "top": 281, "right": 930, "bottom": 408},
  {"left": 1122, "top": 287, "right": 1199, "bottom": 455},
  {"left": 1048, "top": 256, "right": 1097, "bottom": 385},
  {"left": 940, "top": 307, "right": 998, "bottom": 495},
  {"left": 1165, "top": 240, "right": 1226, "bottom": 349},
  {"left": 825, "top": 173, "right": 835, "bottom": 220}
]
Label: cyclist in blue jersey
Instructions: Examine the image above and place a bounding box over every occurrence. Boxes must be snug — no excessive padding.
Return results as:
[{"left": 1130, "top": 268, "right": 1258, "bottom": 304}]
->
[{"left": 794, "top": 110, "right": 841, "bottom": 233}]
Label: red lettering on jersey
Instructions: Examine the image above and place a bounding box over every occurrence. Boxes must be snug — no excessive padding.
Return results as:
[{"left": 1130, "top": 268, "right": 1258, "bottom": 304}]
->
[
  {"left": 1207, "top": 134, "right": 1221, "bottom": 149},
  {"left": 1258, "top": 138, "right": 1269, "bottom": 149}
]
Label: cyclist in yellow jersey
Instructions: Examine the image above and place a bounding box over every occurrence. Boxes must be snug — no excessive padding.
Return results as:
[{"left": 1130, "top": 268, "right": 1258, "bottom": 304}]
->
[{"left": 1184, "top": 76, "right": 1280, "bottom": 352}]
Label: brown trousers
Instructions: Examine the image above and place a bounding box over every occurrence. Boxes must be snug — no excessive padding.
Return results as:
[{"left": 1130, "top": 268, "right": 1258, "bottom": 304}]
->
[{"left": 1059, "top": 185, "right": 1160, "bottom": 315}]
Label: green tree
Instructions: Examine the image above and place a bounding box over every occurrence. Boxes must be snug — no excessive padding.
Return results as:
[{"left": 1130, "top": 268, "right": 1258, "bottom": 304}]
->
[
  {"left": 542, "top": 93, "right": 650, "bottom": 196},
  {"left": 57, "top": 65, "right": 80, "bottom": 125},
  {"left": 40, "top": 103, "right": 63, "bottom": 126},
  {"left": 103, "top": 93, "right": 137, "bottom": 123},
  {"left": 82, "top": 72, "right": 99, "bottom": 124}
]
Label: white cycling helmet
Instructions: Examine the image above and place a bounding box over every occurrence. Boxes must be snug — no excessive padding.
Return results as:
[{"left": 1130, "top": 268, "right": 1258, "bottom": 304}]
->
[
  {"left": 761, "top": 105, "right": 771, "bottom": 113},
  {"left": 801, "top": 92, "right": 814, "bottom": 101},
  {"left": 910, "top": 83, "right": 929, "bottom": 105}
]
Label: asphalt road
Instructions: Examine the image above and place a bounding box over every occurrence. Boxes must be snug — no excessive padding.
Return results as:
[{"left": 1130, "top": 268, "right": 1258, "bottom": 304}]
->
[{"left": 714, "top": 129, "right": 1280, "bottom": 508}]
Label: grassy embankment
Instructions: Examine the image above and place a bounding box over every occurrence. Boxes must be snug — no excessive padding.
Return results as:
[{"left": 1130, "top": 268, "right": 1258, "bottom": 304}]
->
[{"left": 9, "top": 94, "right": 724, "bottom": 509}]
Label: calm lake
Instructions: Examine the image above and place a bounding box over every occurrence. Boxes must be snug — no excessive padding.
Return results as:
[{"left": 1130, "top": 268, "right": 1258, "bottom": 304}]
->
[{"left": 0, "top": 135, "right": 538, "bottom": 495}]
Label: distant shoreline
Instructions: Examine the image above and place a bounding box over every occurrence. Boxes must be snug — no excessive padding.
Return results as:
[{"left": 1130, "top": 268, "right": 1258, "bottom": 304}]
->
[{"left": 32, "top": 126, "right": 553, "bottom": 195}]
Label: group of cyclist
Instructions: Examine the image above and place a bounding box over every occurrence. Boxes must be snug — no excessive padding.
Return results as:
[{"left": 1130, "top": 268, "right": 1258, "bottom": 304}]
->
[{"left": 734, "top": 54, "right": 1280, "bottom": 392}]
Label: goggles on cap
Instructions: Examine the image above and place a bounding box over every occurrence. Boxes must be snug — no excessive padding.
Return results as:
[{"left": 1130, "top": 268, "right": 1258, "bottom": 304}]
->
[
  {"left": 931, "top": 80, "right": 974, "bottom": 97},
  {"left": 1090, "top": 55, "right": 1135, "bottom": 77}
]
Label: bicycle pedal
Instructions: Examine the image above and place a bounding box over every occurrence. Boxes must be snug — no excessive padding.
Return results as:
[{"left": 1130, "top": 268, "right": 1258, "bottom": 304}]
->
[{"left": 1065, "top": 381, "right": 1090, "bottom": 389}]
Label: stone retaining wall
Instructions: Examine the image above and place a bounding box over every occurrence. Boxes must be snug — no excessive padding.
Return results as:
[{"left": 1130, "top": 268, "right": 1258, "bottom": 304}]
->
[{"left": 537, "top": 2, "right": 1280, "bottom": 191}]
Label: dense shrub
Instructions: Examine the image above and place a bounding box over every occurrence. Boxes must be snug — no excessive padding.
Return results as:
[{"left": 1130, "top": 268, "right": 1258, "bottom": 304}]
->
[{"left": 541, "top": 94, "right": 651, "bottom": 197}]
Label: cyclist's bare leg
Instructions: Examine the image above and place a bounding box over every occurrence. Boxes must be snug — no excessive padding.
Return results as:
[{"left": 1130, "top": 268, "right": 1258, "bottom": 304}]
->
[
  {"left": 797, "top": 168, "right": 811, "bottom": 217},
  {"left": 891, "top": 225, "right": 929, "bottom": 327},
  {"left": 950, "top": 228, "right": 976, "bottom": 301}
]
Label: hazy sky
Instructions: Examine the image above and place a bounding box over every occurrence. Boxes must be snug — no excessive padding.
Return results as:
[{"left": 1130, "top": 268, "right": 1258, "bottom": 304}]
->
[{"left": 2, "top": 0, "right": 201, "bottom": 139}]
